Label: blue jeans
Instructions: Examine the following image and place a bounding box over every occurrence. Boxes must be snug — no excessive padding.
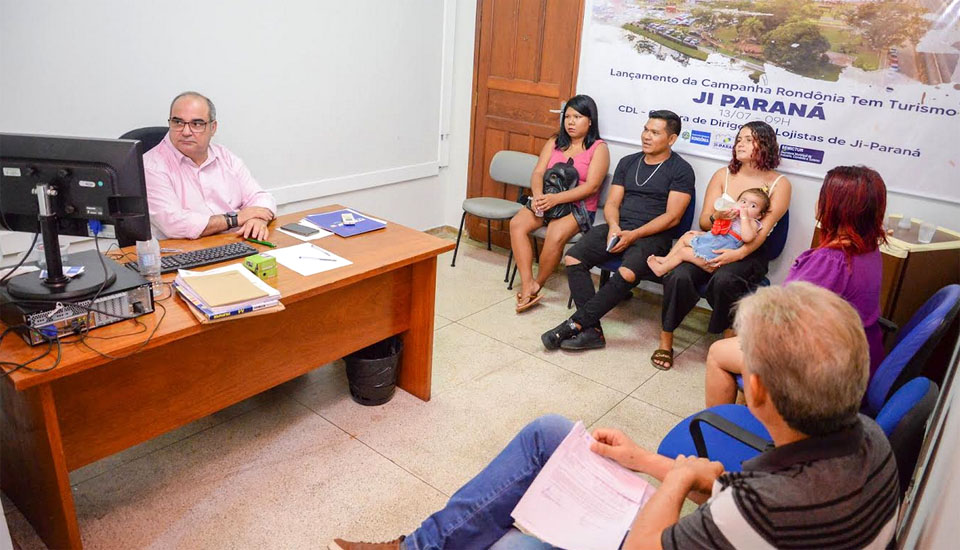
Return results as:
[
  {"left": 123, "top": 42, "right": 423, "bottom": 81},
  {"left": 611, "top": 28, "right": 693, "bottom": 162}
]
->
[{"left": 402, "top": 415, "right": 573, "bottom": 550}]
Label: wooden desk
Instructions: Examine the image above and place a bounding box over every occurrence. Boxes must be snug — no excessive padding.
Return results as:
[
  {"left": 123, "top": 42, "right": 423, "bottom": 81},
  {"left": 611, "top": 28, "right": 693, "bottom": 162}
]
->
[{"left": 0, "top": 206, "right": 453, "bottom": 549}]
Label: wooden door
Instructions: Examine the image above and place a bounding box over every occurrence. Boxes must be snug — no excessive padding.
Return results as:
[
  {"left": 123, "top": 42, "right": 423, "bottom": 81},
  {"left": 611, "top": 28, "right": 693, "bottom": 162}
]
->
[{"left": 466, "top": 0, "right": 585, "bottom": 249}]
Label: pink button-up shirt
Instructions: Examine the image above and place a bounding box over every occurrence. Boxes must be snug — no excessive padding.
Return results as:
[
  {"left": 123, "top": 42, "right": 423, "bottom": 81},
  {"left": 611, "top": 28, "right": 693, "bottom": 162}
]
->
[{"left": 143, "top": 134, "right": 277, "bottom": 239}]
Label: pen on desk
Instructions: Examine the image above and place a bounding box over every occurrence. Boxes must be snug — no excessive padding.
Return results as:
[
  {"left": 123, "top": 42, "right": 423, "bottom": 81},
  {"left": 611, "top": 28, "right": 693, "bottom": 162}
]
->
[
  {"left": 310, "top": 245, "right": 332, "bottom": 257},
  {"left": 299, "top": 255, "right": 336, "bottom": 261},
  {"left": 246, "top": 238, "right": 277, "bottom": 248}
]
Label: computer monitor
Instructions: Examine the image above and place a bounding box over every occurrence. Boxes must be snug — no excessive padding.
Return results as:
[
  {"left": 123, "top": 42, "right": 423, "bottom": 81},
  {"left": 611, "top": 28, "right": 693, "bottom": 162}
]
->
[{"left": 0, "top": 133, "right": 152, "bottom": 300}]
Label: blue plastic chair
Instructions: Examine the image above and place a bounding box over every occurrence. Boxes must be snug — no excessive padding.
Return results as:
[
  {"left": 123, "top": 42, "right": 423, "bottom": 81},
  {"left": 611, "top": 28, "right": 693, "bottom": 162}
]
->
[
  {"left": 865, "top": 284, "right": 960, "bottom": 416},
  {"left": 664, "top": 285, "right": 960, "bottom": 470},
  {"left": 658, "top": 376, "right": 939, "bottom": 476},
  {"left": 730, "top": 281, "right": 958, "bottom": 398}
]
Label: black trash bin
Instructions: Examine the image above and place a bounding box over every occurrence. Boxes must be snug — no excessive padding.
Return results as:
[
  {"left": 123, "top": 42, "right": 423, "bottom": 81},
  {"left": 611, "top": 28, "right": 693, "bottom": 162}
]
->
[{"left": 344, "top": 336, "right": 403, "bottom": 406}]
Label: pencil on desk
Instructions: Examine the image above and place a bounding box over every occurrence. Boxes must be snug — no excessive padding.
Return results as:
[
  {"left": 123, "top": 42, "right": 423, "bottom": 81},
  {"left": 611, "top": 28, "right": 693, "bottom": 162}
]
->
[{"left": 246, "top": 238, "right": 277, "bottom": 248}]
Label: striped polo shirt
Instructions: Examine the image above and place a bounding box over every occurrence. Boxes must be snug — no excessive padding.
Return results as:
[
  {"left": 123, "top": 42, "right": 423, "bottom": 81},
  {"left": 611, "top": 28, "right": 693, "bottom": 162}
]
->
[{"left": 663, "top": 415, "right": 898, "bottom": 549}]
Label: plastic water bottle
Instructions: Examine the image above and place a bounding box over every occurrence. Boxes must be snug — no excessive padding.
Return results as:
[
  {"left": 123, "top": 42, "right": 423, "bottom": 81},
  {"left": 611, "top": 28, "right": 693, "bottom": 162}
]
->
[{"left": 135, "top": 236, "right": 162, "bottom": 295}]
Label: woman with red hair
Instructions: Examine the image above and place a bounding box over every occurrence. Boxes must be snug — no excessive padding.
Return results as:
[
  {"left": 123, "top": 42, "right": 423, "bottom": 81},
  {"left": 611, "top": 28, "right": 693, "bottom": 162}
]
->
[{"left": 704, "top": 165, "right": 887, "bottom": 406}]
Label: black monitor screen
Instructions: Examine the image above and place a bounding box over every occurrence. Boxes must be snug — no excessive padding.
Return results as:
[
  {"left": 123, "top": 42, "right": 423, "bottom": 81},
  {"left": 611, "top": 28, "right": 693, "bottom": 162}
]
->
[{"left": 0, "top": 133, "right": 151, "bottom": 242}]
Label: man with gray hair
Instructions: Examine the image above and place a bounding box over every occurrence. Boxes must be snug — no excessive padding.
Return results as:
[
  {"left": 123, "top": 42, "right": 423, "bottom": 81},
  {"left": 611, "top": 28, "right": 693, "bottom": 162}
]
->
[
  {"left": 143, "top": 91, "right": 276, "bottom": 240},
  {"left": 331, "top": 281, "right": 899, "bottom": 550}
]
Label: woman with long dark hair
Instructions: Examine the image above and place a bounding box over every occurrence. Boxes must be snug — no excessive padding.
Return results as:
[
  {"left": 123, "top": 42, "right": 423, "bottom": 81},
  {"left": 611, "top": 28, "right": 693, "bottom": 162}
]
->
[
  {"left": 510, "top": 94, "right": 609, "bottom": 312},
  {"left": 653, "top": 121, "right": 792, "bottom": 369},
  {"left": 704, "top": 165, "right": 887, "bottom": 406}
]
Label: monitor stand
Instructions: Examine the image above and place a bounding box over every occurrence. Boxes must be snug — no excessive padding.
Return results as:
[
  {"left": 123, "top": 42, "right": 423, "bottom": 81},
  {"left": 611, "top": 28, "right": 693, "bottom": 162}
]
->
[{"left": 5, "top": 183, "right": 116, "bottom": 301}]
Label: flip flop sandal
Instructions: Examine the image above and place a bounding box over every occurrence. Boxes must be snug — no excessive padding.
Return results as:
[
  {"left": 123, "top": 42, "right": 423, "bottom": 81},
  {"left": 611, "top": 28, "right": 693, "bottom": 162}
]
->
[
  {"left": 650, "top": 348, "right": 674, "bottom": 371},
  {"left": 515, "top": 293, "right": 543, "bottom": 313}
]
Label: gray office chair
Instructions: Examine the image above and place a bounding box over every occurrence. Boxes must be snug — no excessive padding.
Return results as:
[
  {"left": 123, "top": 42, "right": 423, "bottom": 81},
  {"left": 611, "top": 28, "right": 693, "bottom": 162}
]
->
[
  {"left": 451, "top": 151, "right": 538, "bottom": 280},
  {"left": 508, "top": 174, "right": 612, "bottom": 291},
  {"left": 119, "top": 126, "right": 168, "bottom": 155},
  {"left": 116, "top": 126, "right": 167, "bottom": 247}
]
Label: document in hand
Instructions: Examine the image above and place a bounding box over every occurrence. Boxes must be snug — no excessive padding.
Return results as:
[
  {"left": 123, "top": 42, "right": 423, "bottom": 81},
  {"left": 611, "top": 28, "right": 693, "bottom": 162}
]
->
[{"left": 511, "top": 422, "right": 655, "bottom": 550}]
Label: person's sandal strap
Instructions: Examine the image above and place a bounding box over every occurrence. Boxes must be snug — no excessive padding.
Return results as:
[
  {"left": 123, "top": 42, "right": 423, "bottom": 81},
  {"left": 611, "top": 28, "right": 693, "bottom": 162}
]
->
[
  {"left": 516, "top": 293, "right": 543, "bottom": 312},
  {"left": 650, "top": 348, "right": 674, "bottom": 371}
]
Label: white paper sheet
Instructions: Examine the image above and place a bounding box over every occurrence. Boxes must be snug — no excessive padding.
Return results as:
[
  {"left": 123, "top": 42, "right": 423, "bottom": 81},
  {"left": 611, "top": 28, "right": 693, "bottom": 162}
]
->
[
  {"left": 262, "top": 242, "right": 351, "bottom": 276},
  {"left": 511, "top": 422, "right": 656, "bottom": 550},
  {"left": 276, "top": 218, "right": 333, "bottom": 242}
]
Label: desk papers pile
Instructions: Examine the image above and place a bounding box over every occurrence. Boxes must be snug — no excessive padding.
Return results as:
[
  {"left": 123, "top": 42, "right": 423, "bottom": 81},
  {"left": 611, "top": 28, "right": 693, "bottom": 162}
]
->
[
  {"left": 173, "top": 264, "right": 283, "bottom": 323},
  {"left": 510, "top": 421, "right": 656, "bottom": 550}
]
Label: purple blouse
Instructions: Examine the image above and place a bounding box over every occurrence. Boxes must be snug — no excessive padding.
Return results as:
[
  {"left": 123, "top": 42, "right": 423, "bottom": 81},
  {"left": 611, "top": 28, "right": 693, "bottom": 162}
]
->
[{"left": 784, "top": 247, "right": 885, "bottom": 376}]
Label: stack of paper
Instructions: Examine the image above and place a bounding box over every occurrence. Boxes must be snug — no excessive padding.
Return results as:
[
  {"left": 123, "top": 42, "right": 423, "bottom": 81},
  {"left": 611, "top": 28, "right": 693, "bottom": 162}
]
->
[
  {"left": 173, "top": 264, "right": 283, "bottom": 323},
  {"left": 511, "top": 422, "right": 656, "bottom": 550}
]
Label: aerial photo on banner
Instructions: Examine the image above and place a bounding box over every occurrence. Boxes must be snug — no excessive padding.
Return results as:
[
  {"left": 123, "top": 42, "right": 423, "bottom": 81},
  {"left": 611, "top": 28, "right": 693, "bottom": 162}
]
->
[{"left": 579, "top": 0, "right": 960, "bottom": 202}]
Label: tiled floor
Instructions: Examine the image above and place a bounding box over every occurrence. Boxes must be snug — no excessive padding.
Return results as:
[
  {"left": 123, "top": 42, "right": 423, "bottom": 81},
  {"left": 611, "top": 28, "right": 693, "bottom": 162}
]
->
[{"left": 3, "top": 235, "right": 715, "bottom": 549}]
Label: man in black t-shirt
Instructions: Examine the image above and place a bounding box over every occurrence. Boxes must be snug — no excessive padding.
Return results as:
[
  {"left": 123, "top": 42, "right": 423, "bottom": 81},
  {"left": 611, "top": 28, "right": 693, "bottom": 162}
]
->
[{"left": 542, "top": 110, "right": 696, "bottom": 351}]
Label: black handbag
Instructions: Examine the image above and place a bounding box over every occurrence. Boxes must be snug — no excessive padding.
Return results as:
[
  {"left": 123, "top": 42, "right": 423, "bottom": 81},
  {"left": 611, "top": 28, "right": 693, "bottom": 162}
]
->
[{"left": 523, "top": 159, "right": 592, "bottom": 233}]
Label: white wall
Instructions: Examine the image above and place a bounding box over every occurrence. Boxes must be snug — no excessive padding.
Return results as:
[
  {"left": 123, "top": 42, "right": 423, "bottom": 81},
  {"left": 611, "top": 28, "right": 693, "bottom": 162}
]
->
[{"left": 1, "top": 0, "right": 481, "bottom": 267}]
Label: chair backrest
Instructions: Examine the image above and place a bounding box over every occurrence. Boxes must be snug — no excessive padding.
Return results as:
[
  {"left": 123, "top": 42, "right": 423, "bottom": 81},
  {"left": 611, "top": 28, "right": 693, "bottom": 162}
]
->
[
  {"left": 117, "top": 126, "right": 167, "bottom": 247},
  {"left": 489, "top": 150, "right": 538, "bottom": 189},
  {"left": 119, "top": 126, "right": 168, "bottom": 155},
  {"left": 866, "top": 284, "right": 960, "bottom": 415},
  {"left": 596, "top": 174, "right": 613, "bottom": 210},
  {"left": 874, "top": 376, "right": 939, "bottom": 498},
  {"left": 764, "top": 209, "right": 790, "bottom": 261},
  {"left": 668, "top": 191, "right": 697, "bottom": 240}
]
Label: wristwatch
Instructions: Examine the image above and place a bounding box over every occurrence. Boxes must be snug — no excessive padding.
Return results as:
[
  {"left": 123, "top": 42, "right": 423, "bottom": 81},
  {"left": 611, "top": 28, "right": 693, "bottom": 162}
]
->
[{"left": 224, "top": 211, "right": 238, "bottom": 229}]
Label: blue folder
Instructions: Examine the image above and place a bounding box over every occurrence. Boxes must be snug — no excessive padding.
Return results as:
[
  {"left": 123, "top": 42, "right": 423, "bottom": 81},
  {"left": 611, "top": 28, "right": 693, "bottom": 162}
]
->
[{"left": 304, "top": 209, "right": 386, "bottom": 237}]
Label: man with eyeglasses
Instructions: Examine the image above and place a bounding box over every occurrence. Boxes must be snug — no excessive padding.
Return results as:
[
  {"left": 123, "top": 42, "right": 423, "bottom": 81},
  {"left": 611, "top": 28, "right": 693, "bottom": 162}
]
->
[{"left": 143, "top": 91, "right": 276, "bottom": 240}]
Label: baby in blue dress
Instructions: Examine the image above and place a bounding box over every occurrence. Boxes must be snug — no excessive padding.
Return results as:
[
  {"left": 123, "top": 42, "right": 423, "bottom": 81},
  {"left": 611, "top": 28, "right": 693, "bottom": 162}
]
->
[{"left": 647, "top": 188, "right": 769, "bottom": 277}]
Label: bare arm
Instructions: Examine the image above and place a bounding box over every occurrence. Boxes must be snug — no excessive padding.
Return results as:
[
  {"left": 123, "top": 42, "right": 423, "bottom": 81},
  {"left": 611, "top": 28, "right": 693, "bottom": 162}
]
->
[
  {"left": 590, "top": 428, "right": 712, "bottom": 503},
  {"left": 623, "top": 471, "right": 692, "bottom": 550},
  {"left": 199, "top": 215, "right": 230, "bottom": 237},
  {"left": 698, "top": 168, "right": 727, "bottom": 231},
  {"left": 603, "top": 184, "right": 624, "bottom": 233},
  {"left": 528, "top": 138, "right": 557, "bottom": 197},
  {"left": 623, "top": 456, "right": 724, "bottom": 550},
  {"left": 635, "top": 191, "right": 692, "bottom": 238},
  {"left": 739, "top": 215, "right": 759, "bottom": 244}
]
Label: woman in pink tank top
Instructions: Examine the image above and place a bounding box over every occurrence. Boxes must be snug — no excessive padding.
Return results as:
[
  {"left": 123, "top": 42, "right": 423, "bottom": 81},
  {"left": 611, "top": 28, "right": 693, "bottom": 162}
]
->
[{"left": 511, "top": 95, "right": 609, "bottom": 312}]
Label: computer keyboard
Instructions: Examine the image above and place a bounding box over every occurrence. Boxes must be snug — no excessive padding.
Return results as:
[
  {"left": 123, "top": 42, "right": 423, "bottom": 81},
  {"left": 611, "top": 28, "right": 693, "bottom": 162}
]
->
[{"left": 127, "top": 242, "right": 260, "bottom": 274}]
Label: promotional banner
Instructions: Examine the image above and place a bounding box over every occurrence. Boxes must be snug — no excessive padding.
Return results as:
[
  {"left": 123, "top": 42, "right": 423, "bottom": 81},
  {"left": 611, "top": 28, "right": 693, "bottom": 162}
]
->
[{"left": 579, "top": 0, "right": 960, "bottom": 203}]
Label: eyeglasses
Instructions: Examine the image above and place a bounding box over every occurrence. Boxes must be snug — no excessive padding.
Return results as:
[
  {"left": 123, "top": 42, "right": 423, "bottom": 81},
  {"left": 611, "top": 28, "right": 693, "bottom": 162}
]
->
[{"left": 168, "top": 117, "right": 213, "bottom": 132}]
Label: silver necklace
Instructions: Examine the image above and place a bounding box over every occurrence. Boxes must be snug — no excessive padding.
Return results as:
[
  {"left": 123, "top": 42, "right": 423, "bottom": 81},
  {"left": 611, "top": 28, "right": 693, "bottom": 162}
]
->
[{"left": 635, "top": 155, "right": 666, "bottom": 187}]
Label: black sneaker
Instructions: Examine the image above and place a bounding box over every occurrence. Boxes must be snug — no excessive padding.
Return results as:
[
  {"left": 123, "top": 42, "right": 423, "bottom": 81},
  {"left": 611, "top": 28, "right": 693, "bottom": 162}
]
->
[
  {"left": 560, "top": 327, "right": 606, "bottom": 351},
  {"left": 541, "top": 319, "right": 580, "bottom": 350}
]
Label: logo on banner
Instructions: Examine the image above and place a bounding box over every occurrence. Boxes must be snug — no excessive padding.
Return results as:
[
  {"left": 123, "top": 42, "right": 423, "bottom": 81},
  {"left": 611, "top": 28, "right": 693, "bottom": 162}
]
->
[
  {"left": 690, "top": 130, "right": 710, "bottom": 146},
  {"left": 712, "top": 134, "right": 734, "bottom": 150},
  {"left": 780, "top": 145, "right": 824, "bottom": 164}
]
